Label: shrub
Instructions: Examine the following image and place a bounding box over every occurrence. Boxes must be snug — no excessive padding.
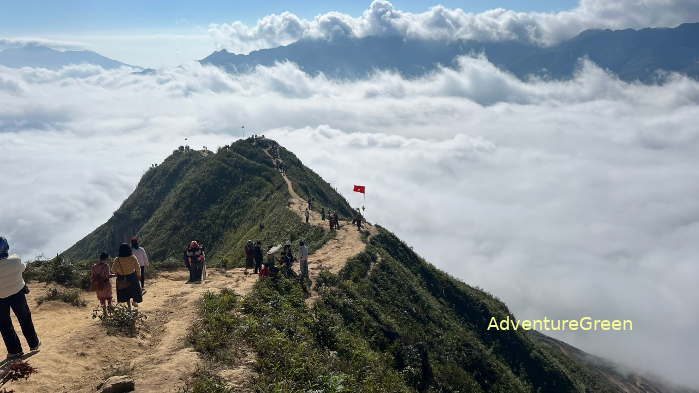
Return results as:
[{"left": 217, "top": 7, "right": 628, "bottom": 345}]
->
[
  {"left": 179, "top": 369, "right": 233, "bottom": 393},
  {"left": 92, "top": 304, "right": 147, "bottom": 337},
  {"left": 37, "top": 287, "right": 86, "bottom": 307},
  {"left": 24, "top": 256, "right": 90, "bottom": 289},
  {"left": 188, "top": 289, "right": 241, "bottom": 361}
]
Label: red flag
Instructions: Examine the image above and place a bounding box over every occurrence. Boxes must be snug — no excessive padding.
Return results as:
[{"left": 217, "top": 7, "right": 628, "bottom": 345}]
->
[{"left": 353, "top": 185, "right": 366, "bottom": 194}]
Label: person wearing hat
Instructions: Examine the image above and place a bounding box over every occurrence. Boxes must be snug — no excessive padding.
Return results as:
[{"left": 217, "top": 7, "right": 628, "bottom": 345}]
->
[
  {"left": 130, "top": 237, "right": 149, "bottom": 290},
  {"left": 0, "top": 236, "right": 40, "bottom": 360}
]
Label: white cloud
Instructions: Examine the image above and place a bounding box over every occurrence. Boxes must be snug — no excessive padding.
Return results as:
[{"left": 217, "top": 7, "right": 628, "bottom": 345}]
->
[
  {"left": 0, "top": 37, "right": 87, "bottom": 51},
  {"left": 1, "top": 59, "right": 699, "bottom": 387},
  {"left": 208, "top": 0, "right": 699, "bottom": 53}
]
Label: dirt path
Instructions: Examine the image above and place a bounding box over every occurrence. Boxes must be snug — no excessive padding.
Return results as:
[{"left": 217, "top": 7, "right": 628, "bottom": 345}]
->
[
  {"left": 5, "top": 143, "right": 370, "bottom": 392},
  {"left": 7, "top": 269, "right": 257, "bottom": 393},
  {"left": 263, "top": 145, "right": 374, "bottom": 299}
]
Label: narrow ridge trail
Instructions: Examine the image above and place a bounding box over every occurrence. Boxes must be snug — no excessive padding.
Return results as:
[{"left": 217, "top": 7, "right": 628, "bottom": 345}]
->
[
  {"left": 263, "top": 145, "right": 375, "bottom": 300},
  {"left": 7, "top": 144, "right": 371, "bottom": 392}
]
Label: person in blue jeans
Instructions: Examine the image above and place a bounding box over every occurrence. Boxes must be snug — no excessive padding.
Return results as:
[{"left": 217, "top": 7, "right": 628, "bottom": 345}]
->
[{"left": 0, "top": 236, "right": 40, "bottom": 361}]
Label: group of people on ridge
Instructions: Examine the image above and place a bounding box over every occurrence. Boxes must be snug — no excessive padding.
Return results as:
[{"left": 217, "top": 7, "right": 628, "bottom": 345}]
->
[
  {"left": 244, "top": 239, "right": 309, "bottom": 287},
  {"left": 90, "top": 237, "right": 149, "bottom": 314}
]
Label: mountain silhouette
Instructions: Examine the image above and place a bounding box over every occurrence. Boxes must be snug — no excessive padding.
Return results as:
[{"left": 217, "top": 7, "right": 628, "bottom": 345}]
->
[
  {"left": 201, "top": 23, "right": 699, "bottom": 83},
  {"left": 0, "top": 45, "right": 136, "bottom": 70}
]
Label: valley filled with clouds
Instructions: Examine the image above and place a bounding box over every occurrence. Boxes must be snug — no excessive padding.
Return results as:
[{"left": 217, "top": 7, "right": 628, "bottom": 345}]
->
[
  {"left": 2, "top": 0, "right": 699, "bottom": 388},
  {"left": 2, "top": 57, "right": 699, "bottom": 386}
]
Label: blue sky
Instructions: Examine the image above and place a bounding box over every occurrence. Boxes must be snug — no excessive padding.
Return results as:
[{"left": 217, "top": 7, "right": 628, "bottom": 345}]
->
[
  {"left": 1, "top": 0, "right": 584, "bottom": 68},
  {"left": 2, "top": 1, "right": 577, "bottom": 34}
]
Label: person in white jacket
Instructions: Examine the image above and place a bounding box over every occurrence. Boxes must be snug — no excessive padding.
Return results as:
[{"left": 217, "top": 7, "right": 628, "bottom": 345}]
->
[
  {"left": 0, "top": 236, "right": 40, "bottom": 360},
  {"left": 130, "top": 237, "right": 149, "bottom": 290}
]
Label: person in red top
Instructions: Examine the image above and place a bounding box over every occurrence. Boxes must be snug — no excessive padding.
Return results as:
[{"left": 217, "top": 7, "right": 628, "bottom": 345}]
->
[{"left": 91, "top": 252, "right": 114, "bottom": 315}]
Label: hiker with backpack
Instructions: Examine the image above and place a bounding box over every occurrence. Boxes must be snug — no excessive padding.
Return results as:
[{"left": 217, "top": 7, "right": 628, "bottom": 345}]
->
[
  {"left": 253, "top": 241, "right": 263, "bottom": 275},
  {"left": 305, "top": 209, "right": 310, "bottom": 224},
  {"left": 111, "top": 243, "right": 142, "bottom": 310},
  {"left": 333, "top": 212, "right": 340, "bottom": 229},
  {"left": 91, "top": 252, "right": 114, "bottom": 315},
  {"left": 0, "top": 237, "right": 41, "bottom": 360},
  {"left": 131, "top": 237, "right": 149, "bottom": 290},
  {"left": 185, "top": 241, "right": 206, "bottom": 283},
  {"left": 244, "top": 240, "right": 254, "bottom": 274}
]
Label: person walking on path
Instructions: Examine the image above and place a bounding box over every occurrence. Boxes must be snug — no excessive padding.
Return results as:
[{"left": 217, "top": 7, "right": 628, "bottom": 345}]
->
[
  {"left": 244, "top": 240, "right": 254, "bottom": 274},
  {"left": 253, "top": 241, "right": 263, "bottom": 275},
  {"left": 308, "top": 198, "right": 313, "bottom": 211},
  {"left": 0, "top": 237, "right": 40, "bottom": 360},
  {"left": 304, "top": 209, "right": 310, "bottom": 224},
  {"left": 131, "top": 237, "right": 149, "bottom": 290},
  {"left": 185, "top": 241, "right": 206, "bottom": 283},
  {"left": 299, "top": 240, "right": 309, "bottom": 285},
  {"left": 112, "top": 243, "right": 142, "bottom": 310},
  {"left": 333, "top": 212, "right": 339, "bottom": 229},
  {"left": 321, "top": 207, "right": 326, "bottom": 221},
  {"left": 91, "top": 252, "right": 114, "bottom": 315}
]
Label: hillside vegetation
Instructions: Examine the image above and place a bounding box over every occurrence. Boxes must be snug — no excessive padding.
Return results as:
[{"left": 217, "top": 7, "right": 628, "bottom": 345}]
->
[
  {"left": 39, "top": 138, "right": 691, "bottom": 393},
  {"left": 61, "top": 138, "right": 352, "bottom": 265}
]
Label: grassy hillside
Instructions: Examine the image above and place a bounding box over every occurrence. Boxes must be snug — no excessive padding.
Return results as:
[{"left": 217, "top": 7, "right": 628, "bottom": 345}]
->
[
  {"left": 189, "top": 227, "right": 683, "bottom": 393},
  {"left": 61, "top": 138, "right": 352, "bottom": 265}
]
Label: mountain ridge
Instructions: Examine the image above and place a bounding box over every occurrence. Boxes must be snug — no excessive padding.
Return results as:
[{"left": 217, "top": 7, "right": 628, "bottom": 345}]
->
[
  {"left": 201, "top": 23, "right": 699, "bottom": 82},
  {"left": 54, "top": 137, "right": 696, "bottom": 392},
  {"left": 0, "top": 45, "right": 137, "bottom": 70}
]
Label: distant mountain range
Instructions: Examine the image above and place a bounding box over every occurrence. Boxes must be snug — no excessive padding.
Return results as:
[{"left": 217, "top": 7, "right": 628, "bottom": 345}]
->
[
  {"left": 0, "top": 45, "right": 135, "bottom": 70},
  {"left": 201, "top": 23, "right": 699, "bottom": 82}
]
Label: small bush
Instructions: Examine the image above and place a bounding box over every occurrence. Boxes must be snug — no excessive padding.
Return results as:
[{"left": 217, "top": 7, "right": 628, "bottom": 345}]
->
[
  {"left": 188, "top": 289, "right": 241, "bottom": 361},
  {"left": 37, "top": 287, "right": 86, "bottom": 307},
  {"left": 24, "top": 256, "right": 90, "bottom": 289},
  {"left": 179, "top": 369, "right": 233, "bottom": 393},
  {"left": 92, "top": 304, "right": 147, "bottom": 337}
]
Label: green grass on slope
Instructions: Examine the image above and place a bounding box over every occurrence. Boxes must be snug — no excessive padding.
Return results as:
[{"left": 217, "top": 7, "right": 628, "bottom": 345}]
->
[
  {"left": 60, "top": 138, "right": 350, "bottom": 265},
  {"left": 189, "top": 227, "right": 630, "bottom": 392}
]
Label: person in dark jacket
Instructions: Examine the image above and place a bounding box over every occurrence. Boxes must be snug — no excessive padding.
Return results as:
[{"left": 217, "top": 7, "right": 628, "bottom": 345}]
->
[
  {"left": 253, "top": 241, "right": 263, "bottom": 275},
  {"left": 184, "top": 241, "right": 206, "bottom": 283},
  {"left": 244, "top": 240, "right": 254, "bottom": 274},
  {"left": 0, "top": 237, "right": 40, "bottom": 360}
]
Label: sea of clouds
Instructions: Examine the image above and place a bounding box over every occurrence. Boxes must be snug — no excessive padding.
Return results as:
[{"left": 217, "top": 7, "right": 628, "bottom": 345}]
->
[
  {"left": 2, "top": 0, "right": 699, "bottom": 388},
  {"left": 2, "top": 58, "right": 699, "bottom": 386}
]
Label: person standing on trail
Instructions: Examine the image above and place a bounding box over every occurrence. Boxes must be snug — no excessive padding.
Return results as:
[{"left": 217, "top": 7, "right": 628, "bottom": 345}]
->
[
  {"left": 282, "top": 243, "right": 296, "bottom": 278},
  {"left": 185, "top": 241, "right": 206, "bottom": 283},
  {"left": 112, "top": 243, "right": 142, "bottom": 310},
  {"left": 321, "top": 207, "right": 326, "bottom": 221},
  {"left": 299, "top": 240, "right": 309, "bottom": 284},
  {"left": 253, "top": 241, "right": 263, "bottom": 274},
  {"left": 131, "top": 237, "right": 149, "bottom": 290},
  {"left": 308, "top": 198, "right": 313, "bottom": 211},
  {"left": 304, "top": 209, "right": 310, "bottom": 224},
  {"left": 0, "top": 236, "right": 41, "bottom": 360},
  {"left": 91, "top": 252, "right": 114, "bottom": 315},
  {"left": 244, "top": 240, "right": 254, "bottom": 274},
  {"left": 354, "top": 209, "right": 363, "bottom": 231},
  {"left": 333, "top": 212, "right": 339, "bottom": 230}
]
